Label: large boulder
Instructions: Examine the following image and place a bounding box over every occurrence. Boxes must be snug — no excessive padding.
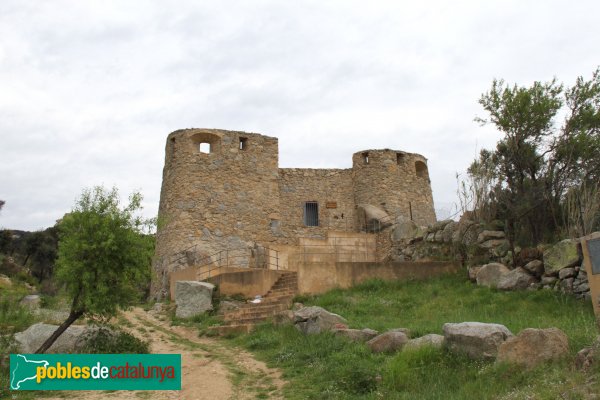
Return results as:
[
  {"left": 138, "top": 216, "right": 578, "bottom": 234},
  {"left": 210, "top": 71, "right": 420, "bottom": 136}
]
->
[
  {"left": 293, "top": 306, "right": 347, "bottom": 335},
  {"left": 441, "top": 221, "right": 458, "bottom": 243},
  {"left": 443, "top": 322, "right": 513, "bottom": 360},
  {"left": 476, "top": 263, "right": 510, "bottom": 288},
  {"left": 367, "top": 331, "right": 409, "bottom": 353},
  {"left": 392, "top": 219, "right": 419, "bottom": 242},
  {"left": 543, "top": 239, "right": 581, "bottom": 274},
  {"left": 357, "top": 204, "right": 392, "bottom": 231},
  {"left": 15, "top": 323, "right": 87, "bottom": 353},
  {"left": 19, "top": 294, "right": 42, "bottom": 309},
  {"left": 405, "top": 334, "right": 445, "bottom": 350},
  {"left": 497, "top": 328, "right": 569, "bottom": 368},
  {"left": 333, "top": 328, "right": 379, "bottom": 342},
  {"left": 175, "top": 281, "right": 215, "bottom": 318},
  {"left": 496, "top": 267, "right": 537, "bottom": 291}
]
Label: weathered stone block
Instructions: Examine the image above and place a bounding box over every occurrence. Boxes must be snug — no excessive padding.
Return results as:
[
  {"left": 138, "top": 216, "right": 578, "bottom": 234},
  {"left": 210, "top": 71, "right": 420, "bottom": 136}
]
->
[
  {"left": 175, "top": 281, "right": 215, "bottom": 318},
  {"left": 497, "top": 328, "right": 569, "bottom": 368},
  {"left": 443, "top": 322, "right": 513, "bottom": 360}
]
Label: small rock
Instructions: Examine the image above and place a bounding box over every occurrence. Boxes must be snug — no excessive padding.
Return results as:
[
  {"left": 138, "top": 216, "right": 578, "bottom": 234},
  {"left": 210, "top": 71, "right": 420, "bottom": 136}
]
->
[
  {"left": 273, "top": 310, "right": 295, "bottom": 326},
  {"left": 560, "top": 278, "right": 574, "bottom": 293},
  {"left": 443, "top": 322, "right": 513, "bottom": 360},
  {"left": 497, "top": 328, "right": 569, "bottom": 369},
  {"left": 574, "top": 337, "right": 600, "bottom": 372},
  {"left": 19, "top": 295, "right": 41, "bottom": 309},
  {"left": 523, "top": 260, "right": 544, "bottom": 277},
  {"left": 479, "top": 239, "right": 508, "bottom": 249},
  {"left": 497, "top": 267, "right": 537, "bottom": 291},
  {"left": 405, "top": 334, "right": 445, "bottom": 350},
  {"left": 476, "top": 263, "right": 510, "bottom": 288},
  {"left": 541, "top": 276, "right": 558, "bottom": 285},
  {"left": 367, "top": 331, "right": 409, "bottom": 353},
  {"left": 558, "top": 267, "right": 576, "bottom": 280},
  {"left": 574, "top": 283, "right": 590, "bottom": 293},
  {"left": 468, "top": 266, "right": 482, "bottom": 282},
  {"left": 333, "top": 328, "right": 379, "bottom": 342},
  {"left": 477, "top": 230, "right": 505, "bottom": 243},
  {"left": 292, "top": 302, "right": 304, "bottom": 311}
]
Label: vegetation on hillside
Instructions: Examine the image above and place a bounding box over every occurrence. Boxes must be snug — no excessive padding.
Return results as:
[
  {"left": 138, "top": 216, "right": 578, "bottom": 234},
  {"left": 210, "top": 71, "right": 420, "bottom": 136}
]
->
[
  {"left": 459, "top": 68, "right": 600, "bottom": 247},
  {"left": 233, "top": 274, "right": 599, "bottom": 399}
]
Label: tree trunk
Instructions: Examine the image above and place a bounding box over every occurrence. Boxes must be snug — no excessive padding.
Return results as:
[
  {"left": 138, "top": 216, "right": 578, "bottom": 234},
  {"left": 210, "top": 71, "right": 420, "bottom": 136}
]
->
[{"left": 35, "top": 309, "right": 84, "bottom": 354}]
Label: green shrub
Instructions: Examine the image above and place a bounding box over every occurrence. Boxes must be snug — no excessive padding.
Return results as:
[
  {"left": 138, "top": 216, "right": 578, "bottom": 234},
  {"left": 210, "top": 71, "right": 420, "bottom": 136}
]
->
[{"left": 79, "top": 325, "right": 149, "bottom": 354}]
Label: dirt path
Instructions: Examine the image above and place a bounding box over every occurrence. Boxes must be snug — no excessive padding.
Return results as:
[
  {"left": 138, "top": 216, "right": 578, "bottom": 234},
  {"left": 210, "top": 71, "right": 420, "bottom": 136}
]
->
[{"left": 43, "top": 308, "right": 284, "bottom": 400}]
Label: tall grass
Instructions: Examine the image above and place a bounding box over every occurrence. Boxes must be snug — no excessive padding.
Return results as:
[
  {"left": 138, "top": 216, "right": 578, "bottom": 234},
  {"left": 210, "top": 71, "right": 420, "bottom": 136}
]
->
[
  {"left": 233, "top": 273, "right": 599, "bottom": 399},
  {"left": 298, "top": 274, "right": 596, "bottom": 350}
]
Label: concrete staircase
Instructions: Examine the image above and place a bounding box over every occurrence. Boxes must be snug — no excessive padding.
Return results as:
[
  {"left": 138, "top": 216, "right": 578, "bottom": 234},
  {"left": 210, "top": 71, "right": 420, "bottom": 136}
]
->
[{"left": 210, "top": 271, "right": 298, "bottom": 335}]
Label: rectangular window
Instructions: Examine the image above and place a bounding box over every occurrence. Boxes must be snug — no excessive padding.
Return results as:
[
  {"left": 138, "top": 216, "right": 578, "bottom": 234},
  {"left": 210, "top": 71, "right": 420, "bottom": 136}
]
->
[
  {"left": 362, "top": 152, "right": 369, "bottom": 164},
  {"left": 303, "top": 202, "right": 319, "bottom": 226},
  {"left": 239, "top": 137, "right": 248, "bottom": 150}
]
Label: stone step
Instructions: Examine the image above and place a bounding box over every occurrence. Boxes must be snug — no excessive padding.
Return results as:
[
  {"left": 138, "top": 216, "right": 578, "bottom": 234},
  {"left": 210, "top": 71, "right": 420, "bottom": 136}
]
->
[
  {"left": 224, "top": 306, "right": 287, "bottom": 320},
  {"left": 224, "top": 313, "right": 278, "bottom": 323},
  {"left": 208, "top": 324, "right": 254, "bottom": 336},
  {"left": 266, "top": 289, "right": 296, "bottom": 297},
  {"left": 226, "top": 303, "right": 287, "bottom": 315}
]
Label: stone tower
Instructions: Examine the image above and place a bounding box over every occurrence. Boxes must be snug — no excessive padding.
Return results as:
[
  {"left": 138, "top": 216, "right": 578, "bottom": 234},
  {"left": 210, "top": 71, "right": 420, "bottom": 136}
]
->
[
  {"left": 351, "top": 149, "right": 435, "bottom": 227},
  {"left": 153, "top": 129, "right": 281, "bottom": 294}
]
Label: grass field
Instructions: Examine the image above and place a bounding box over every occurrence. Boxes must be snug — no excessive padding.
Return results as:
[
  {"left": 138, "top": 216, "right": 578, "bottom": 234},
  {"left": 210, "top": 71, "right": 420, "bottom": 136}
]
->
[{"left": 232, "top": 273, "right": 600, "bottom": 399}]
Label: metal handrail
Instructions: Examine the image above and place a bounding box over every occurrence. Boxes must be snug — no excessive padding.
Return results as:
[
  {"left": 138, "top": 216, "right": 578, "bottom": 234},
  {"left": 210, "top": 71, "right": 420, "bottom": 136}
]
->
[{"left": 166, "top": 245, "right": 281, "bottom": 282}]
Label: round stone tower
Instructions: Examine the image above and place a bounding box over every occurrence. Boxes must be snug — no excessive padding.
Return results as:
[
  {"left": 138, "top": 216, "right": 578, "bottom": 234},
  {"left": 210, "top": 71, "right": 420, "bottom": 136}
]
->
[
  {"left": 152, "top": 129, "right": 281, "bottom": 297},
  {"left": 351, "top": 149, "right": 436, "bottom": 227}
]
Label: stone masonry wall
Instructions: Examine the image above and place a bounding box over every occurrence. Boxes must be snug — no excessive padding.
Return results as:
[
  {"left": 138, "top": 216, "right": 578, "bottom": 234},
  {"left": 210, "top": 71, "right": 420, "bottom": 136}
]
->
[
  {"left": 279, "top": 168, "right": 355, "bottom": 240},
  {"left": 153, "top": 129, "right": 281, "bottom": 296},
  {"left": 153, "top": 129, "right": 437, "bottom": 298},
  {"left": 352, "top": 150, "right": 436, "bottom": 226}
]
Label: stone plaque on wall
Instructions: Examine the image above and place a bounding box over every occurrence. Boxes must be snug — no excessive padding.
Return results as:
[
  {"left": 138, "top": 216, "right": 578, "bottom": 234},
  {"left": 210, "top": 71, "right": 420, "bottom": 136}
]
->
[
  {"left": 326, "top": 202, "right": 337, "bottom": 209},
  {"left": 587, "top": 238, "right": 600, "bottom": 275}
]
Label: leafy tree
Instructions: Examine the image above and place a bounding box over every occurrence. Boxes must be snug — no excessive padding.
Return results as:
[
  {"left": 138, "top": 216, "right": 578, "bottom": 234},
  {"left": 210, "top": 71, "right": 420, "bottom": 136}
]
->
[
  {"left": 35, "top": 186, "right": 154, "bottom": 354},
  {"left": 23, "top": 228, "right": 58, "bottom": 282},
  {"left": 471, "top": 68, "right": 600, "bottom": 246}
]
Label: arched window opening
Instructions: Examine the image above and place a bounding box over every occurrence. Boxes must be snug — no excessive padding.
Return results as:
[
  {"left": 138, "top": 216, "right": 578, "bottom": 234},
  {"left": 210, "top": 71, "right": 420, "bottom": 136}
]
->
[
  {"left": 415, "top": 160, "right": 429, "bottom": 179},
  {"left": 362, "top": 152, "right": 369, "bottom": 164},
  {"left": 191, "top": 132, "right": 221, "bottom": 155}
]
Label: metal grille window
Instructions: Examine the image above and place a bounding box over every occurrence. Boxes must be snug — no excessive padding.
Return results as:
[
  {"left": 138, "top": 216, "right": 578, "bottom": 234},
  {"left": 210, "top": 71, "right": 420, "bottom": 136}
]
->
[{"left": 303, "top": 201, "right": 319, "bottom": 226}]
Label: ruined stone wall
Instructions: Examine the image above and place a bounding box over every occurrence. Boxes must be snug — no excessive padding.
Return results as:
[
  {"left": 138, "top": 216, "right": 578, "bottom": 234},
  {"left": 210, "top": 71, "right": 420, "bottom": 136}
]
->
[
  {"left": 352, "top": 149, "right": 436, "bottom": 227},
  {"left": 278, "top": 168, "right": 355, "bottom": 240}
]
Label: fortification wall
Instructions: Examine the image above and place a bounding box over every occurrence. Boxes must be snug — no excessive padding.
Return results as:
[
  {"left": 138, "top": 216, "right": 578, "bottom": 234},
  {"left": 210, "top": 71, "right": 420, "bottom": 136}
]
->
[
  {"left": 278, "top": 168, "right": 355, "bottom": 239},
  {"left": 153, "top": 129, "right": 281, "bottom": 296},
  {"left": 153, "top": 128, "right": 437, "bottom": 298},
  {"left": 352, "top": 149, "right": 436, "bottom": 226}
]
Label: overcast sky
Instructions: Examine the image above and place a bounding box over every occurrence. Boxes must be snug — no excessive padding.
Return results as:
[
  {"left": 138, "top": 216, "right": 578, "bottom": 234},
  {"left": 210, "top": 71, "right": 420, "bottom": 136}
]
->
[{"left": 1, "top": 0, "right": 599, "bottom": 231}]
